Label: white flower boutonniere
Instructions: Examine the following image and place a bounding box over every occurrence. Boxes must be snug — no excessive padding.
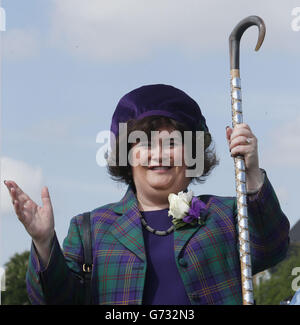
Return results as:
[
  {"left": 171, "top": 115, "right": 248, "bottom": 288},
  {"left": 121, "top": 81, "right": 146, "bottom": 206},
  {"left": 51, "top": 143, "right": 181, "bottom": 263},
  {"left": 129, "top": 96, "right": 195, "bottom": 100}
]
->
[{"left": 168, "top": 190, "right": 207, "bottom": 230}]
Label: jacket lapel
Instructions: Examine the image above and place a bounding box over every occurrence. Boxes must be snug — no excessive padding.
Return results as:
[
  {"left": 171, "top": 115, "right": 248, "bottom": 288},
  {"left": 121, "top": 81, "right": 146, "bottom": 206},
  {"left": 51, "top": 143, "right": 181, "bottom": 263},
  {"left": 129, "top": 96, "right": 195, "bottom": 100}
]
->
[
  {"left": 110, "top": 185, "right": 146, "bottom": 262},
  {"left": 173, "top": 196, "right": 213, "bottom": 260},
  {"left": 109, "top": 188, "right": 214, "bottom": 262}
]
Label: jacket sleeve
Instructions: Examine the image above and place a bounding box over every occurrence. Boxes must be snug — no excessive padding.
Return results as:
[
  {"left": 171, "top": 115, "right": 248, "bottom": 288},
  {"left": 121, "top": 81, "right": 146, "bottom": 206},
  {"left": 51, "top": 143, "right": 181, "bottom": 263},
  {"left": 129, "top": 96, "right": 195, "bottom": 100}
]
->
[
  {"left": 237, "top": 169, "right": 290, "bottom": 275},
  {"left": 26, "top": 215, "right": 86, "bottom": 305}
]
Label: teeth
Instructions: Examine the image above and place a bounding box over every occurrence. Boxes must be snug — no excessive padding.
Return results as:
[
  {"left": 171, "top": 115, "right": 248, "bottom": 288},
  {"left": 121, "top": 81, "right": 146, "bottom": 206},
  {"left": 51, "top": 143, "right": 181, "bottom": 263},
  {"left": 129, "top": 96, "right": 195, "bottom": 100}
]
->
[{"left": 151, "top": 167, "right": 170, "bottom": 170}]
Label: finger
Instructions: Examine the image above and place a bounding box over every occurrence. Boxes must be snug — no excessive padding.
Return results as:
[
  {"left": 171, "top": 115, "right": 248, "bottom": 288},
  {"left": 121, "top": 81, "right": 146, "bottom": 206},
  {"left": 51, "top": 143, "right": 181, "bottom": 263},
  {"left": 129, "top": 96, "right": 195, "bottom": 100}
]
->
[
  {"left": 230, "top": 145, "right": 253, "bottom": 157},
  {"left": 15, "top": 196, "right": 38, "bottom": 222},
  {"left": 15, "top": 201, "right": 34, "bottom": 228},
  {"left": 13, "top": 200, "right": 25, "bottom": 222},
  {"left": 9, "top": 186, "right": 31, "bottom": 207},
  {"left": 6, "top": 186, "right": 20, "bottom": 206},
  {"left": 5, "top": 181, "right": 31, "bottom": 201},
  {"left": 230, "top": 147, "right": 245, "bottom": 158},
  {"left": 5, "top": 183, "right": 15, "bottom": 202},
  {"left": 4, "top": 180, "right": 23, "bottom": 195},
  {"left": 225, "top": 126, "right": 233, "bottom": 143},
  {"left": 234, "top": 123, "right": 252, "bottom": 131},
  {"left": 230, "top": 127, "right": 253, "bottom": 141},
  {"left": 229, "top": 135, "right": 252, "bottom": 151},
  {"left": 41, "top": 186, "right": 53, "bottom": 211},
  {"left": 4, "top": 180, "right": 14, "bottom": 196},
  {"left": 23, "top": 198, "right": 38, "bottom": 215},
  {"left": 4, "top": 180, "right": 20, "bottom": 192}
]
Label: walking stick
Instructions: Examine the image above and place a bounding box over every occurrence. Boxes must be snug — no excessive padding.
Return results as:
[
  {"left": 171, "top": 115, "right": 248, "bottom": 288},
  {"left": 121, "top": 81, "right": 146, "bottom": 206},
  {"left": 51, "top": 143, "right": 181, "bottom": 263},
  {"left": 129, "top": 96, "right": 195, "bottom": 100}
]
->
[{"left": 229, "top": 16, "right": 266, "bottom": 305}]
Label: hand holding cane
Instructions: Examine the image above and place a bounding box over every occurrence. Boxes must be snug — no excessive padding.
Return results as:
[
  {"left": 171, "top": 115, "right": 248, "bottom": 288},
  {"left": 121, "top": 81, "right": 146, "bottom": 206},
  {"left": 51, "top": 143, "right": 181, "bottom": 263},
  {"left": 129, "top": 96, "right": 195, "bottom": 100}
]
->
[{"left": 229, "top": 16, "right": 266, "bottom": 305}]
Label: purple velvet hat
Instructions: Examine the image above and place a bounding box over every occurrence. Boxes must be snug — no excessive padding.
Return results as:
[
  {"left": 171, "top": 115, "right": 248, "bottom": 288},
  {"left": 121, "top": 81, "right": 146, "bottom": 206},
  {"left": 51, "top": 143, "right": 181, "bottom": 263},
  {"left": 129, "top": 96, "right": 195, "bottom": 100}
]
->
[{"left": 110, "top": 84, "right": 209, "bottom": 137}]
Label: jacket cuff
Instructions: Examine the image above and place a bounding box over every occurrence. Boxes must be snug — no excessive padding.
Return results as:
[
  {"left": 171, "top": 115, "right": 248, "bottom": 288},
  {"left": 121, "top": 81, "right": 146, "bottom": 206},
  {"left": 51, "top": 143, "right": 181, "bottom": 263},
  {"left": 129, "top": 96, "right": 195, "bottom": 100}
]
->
[
  {"left": 247, "top": 168, "right": 267, "bottom": 202},
  {"left": 30, "top": 232, "right": 58, "bottom": 273},
  {"left": 26, "top": 233, "right": 60, "bottom": 304},
  {"left": 245, "top": 168, "right": 290, "bottom": 273}
]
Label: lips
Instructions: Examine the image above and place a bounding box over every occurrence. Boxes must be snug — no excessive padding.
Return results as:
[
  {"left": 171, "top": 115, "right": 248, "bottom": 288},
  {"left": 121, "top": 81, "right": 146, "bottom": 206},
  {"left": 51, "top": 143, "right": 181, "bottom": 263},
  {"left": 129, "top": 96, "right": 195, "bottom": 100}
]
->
[{"left": 148, "top": 166, "right": 172, "bottom": 171}]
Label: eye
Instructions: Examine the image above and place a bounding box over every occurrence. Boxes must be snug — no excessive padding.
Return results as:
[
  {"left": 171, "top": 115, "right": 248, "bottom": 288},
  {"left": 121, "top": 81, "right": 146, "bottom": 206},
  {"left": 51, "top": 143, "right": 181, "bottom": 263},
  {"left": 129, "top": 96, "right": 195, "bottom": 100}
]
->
[
  {"left": 137, "top": 141, "right": 151, "bottom": 148},
  {"left": 164, "top": 139, "right": 181, "bottom": 148}
]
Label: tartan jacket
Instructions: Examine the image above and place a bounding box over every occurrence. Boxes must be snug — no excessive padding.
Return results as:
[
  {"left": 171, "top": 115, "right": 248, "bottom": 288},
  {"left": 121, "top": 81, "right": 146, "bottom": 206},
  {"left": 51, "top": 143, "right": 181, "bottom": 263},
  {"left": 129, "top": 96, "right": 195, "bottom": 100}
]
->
[{"left": 26, "top": 170, "right": 290, "bottom": 305}]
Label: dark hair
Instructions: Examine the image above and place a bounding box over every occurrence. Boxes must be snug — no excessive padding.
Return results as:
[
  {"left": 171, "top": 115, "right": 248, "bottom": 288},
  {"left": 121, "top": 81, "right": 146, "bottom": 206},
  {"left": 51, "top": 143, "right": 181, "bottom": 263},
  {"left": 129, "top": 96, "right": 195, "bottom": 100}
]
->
[{"left": 106, "top": 116, "right": 219, "bottom": 186}]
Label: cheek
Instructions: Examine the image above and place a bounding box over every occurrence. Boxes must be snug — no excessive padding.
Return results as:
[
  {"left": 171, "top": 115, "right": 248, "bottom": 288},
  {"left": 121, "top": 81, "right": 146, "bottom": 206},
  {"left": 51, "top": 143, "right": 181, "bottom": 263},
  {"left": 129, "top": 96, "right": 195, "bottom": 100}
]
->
[
  {"left": 138, "top": 148, "right": 150, "bottom": 165},
  {"left": 172, "top": 146, "right": 185, "bottom": 166},
  {"left": 131, "top": 147, "right": 149, "bottom": 166},
  {"left": 131, "top": 165, "right": 146, "bottom": 187}
]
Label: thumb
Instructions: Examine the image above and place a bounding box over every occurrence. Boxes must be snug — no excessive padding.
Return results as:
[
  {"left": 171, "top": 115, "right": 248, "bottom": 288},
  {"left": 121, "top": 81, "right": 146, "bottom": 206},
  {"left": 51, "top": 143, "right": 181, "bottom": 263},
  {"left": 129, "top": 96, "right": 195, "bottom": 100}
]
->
[
  {"left": 41, "top": 186, "right": 52, "bottom": 209},
  {"left": 225, "top": 126, "right": 232, "bottom": 143}
]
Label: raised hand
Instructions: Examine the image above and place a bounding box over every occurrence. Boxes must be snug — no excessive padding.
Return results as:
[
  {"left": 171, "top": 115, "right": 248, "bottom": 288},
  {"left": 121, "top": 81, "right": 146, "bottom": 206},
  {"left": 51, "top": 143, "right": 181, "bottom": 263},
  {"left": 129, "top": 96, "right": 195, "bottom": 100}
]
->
[{"left": 4, "top": 180, "right": 55, "bottom": 254}]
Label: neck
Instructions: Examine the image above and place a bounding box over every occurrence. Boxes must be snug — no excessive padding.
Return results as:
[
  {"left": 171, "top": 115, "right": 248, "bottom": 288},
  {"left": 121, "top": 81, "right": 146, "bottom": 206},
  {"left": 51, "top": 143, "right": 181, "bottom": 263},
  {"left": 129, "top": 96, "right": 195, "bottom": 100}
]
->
[{"left": 136, "top": 190, "right": 170, "bottom": 211}]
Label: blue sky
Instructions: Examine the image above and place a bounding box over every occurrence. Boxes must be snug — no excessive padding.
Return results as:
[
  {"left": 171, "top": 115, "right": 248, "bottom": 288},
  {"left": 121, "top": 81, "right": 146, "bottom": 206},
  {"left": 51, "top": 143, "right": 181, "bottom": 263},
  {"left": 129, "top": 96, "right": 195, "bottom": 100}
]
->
[{"left": 0, "top": 0, "right": 300, "bottom": 266}]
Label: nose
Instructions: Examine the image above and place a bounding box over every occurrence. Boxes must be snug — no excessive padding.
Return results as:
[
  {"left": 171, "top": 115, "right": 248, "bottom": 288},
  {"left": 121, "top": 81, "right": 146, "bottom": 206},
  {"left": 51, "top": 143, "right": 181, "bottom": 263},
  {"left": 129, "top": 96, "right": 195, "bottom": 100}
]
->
[{"left": 149, "top": 140, "right": 171, "bottom": 166}]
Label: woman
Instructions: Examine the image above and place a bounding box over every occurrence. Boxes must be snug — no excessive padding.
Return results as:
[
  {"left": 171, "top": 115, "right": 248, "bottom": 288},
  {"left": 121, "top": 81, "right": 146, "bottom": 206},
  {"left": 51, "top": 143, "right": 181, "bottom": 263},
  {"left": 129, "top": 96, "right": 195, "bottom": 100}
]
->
[{"left": 5, "top": 84, "right": 289, "bottom": 305}]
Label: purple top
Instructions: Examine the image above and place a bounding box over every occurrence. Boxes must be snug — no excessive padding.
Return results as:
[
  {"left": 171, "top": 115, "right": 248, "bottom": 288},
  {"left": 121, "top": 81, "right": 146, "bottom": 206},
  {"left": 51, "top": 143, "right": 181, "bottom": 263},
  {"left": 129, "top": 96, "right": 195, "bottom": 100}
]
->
[{"left": 141, "top": 208, "right": 191, "bottom": 305}]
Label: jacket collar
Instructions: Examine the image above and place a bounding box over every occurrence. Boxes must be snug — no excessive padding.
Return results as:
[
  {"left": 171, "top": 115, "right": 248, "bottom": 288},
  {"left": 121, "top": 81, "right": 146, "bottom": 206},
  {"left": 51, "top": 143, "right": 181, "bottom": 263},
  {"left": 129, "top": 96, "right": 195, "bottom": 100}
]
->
[
  {"left": 111, "top": 184, "right": 138, "bottom": 215},
  {"left": 109, "top": 185, "right": 211, "bottom": 262},
  {"left": 110, "top": 185, "right": 146, "bottom": 262}
]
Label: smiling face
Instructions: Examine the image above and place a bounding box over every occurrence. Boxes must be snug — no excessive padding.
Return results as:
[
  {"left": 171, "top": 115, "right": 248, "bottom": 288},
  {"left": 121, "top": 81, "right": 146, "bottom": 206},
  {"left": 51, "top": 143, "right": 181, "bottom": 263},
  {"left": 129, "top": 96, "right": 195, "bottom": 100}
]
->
[
  {"left": 130, "top": 126, "right": 191, "bottom": 201},
  {"left": 107, "top": 116, "right": 218, "bottom": 208}
]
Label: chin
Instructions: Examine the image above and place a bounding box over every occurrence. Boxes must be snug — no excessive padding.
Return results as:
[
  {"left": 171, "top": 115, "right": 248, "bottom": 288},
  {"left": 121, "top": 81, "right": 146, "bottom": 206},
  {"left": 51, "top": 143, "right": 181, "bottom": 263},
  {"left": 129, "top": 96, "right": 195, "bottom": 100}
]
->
[
  {"left": 146, "top": 174, "right": 172, "bottom": 185},
  {"left": 146, "top": 180, "right": 173, "bottom": 191}
]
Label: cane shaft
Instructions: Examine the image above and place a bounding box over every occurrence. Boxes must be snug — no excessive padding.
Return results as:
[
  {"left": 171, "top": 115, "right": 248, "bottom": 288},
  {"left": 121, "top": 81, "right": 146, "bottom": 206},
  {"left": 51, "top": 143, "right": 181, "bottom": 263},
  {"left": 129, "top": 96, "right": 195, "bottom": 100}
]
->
[{"left": 230, "top": 68, "right": 254, "bottom": 305}]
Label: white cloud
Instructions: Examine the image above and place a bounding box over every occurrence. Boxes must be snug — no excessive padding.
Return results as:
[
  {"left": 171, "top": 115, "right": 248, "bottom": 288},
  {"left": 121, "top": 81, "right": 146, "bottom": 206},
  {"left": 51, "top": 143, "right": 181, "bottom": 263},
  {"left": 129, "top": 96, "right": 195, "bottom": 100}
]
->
[
  {"left": 49, "top": 0, "right": 300, "bottom": 62},
  {"left": 0, "top": 157, "right": 44, "bottom": 215},
  {"left": 2, "top": 28, "right": 40, "bottom": 61}
]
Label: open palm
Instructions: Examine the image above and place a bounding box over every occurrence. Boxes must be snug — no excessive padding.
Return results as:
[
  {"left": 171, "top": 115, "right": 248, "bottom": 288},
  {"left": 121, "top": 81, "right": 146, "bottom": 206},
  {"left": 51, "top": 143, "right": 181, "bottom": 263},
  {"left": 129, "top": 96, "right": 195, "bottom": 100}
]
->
[{"left": 4, "top": 180, "right": 54, "bottom": 244}]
